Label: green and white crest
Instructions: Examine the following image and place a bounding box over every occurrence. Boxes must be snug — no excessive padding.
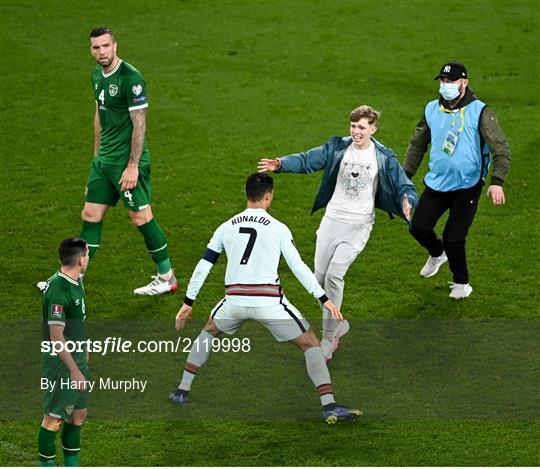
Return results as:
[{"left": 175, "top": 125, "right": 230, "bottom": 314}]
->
[{"left": 109, "top": 84, "right": 118, "bottom": 96}]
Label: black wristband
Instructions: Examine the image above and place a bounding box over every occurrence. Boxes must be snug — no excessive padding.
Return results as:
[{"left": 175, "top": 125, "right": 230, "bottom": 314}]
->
[
  {"left": 318, "top": 294, "right": 329, "bottom": 304},
  {"left": 184, "top": 296, "right": 194, "bottom": 306}
]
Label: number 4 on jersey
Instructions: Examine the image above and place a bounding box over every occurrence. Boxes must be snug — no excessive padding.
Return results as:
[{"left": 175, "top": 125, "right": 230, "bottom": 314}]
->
[{"left": 239, "top": 227, "right": 257, "bottom": 265}]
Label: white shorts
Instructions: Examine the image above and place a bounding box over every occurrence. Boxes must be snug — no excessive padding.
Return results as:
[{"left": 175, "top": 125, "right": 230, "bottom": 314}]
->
[{"left": 210, "top": 296, "right": 310, "bottom": 342}]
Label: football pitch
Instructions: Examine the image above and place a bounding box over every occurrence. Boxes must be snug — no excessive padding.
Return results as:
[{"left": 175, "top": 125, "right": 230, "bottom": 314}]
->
[{"left": 1, "top": 0, "right": 539, "bottom": 466}]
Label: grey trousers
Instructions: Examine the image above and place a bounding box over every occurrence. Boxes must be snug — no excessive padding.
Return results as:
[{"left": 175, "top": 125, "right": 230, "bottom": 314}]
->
[{"left": 314, "top": 215, "right": 372, "bottom": 336}]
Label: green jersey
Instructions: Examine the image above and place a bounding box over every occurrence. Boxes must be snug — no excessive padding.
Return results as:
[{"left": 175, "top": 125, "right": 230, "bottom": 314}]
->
[
  {"left": 42, "top": 271, "right": 87, "bottom": 368},
  {"left": 92, "top": 59, "right": 150, "bottom": 166}
]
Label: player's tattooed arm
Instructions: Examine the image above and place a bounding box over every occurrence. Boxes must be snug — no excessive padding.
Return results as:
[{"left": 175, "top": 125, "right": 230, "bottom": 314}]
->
[
  {"left": 128, "top": 108, "right": 147, "bottom": 166},
  {"left": 93, "top": 103, "right": 100, "bottom": 157},
  {"left": 119, "top": 109, "right": 146, "bottom": 190}
]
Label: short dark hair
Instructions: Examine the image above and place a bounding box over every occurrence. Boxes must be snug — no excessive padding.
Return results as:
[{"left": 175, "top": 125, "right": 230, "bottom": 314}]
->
[
  {"left": 245, "top": 173, "right": 274, "bottom": 202},
  {"left": 90, "top": 27, "right": 115, "bottom": 40},
  {"left": 58, "top": 237, "right": 88, "bottom": 267}
]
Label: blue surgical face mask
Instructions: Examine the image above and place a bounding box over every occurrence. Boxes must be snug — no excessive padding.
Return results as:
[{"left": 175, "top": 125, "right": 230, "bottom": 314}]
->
[{"left": 439, "top": 82, "right": 460, "bottom": 101}]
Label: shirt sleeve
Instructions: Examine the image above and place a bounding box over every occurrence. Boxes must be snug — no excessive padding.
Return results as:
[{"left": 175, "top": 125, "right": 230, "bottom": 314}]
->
[
  {"left": 125, "top": 71, "right": 149, "bottom": 111},
  {"left": 279, "top": 138, "right": 336, "bottom": 174},
  {"left": 207, "top": 222, "right": 226, "bottom": 254},
  {"left": 404, "top": 112, "right": 431, "bottom": 178},
  {"left": 479, "top": 106, "right": 511, "bottom": 186},
  {"left": 279, "top": 225, "right": 326, "bottom": 300},
  {"left": 185, "top": 224, "right": 225, "bottom": 303},
  {"left": 47, "top": 295, "right": 69, "bottom": 327}
]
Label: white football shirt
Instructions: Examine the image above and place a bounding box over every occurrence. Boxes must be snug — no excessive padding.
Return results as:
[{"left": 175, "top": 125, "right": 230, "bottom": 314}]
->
[{"left": 186, "top": 208, "right": 326, "bottom": 306}]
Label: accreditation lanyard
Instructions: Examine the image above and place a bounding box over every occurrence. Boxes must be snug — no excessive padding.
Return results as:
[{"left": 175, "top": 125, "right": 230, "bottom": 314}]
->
[{"left": 440, "top": 106, "right": 465, "bottom": 156}]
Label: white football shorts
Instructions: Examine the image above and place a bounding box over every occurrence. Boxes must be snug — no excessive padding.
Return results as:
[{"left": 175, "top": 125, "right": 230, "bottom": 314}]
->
[{"left": 210, "top": 296, "right": 310, "bottom": 342}]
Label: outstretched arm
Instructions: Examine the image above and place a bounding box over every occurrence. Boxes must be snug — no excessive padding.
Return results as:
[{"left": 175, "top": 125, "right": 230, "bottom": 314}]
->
[
  {"left": 185, "top": 249, "right": 221, "bottom": 304},
  {"left": 258, "top": 158, "right": 282, "bottom": 173},
  {"left": 175, "top": 251, "right": 220, "bottom": 331},
  {"left": 175, "top": 226, "right": 225, "bottom": 330},
  {"left": 257, "top": 138, "right": 338, "bottom": 175}
]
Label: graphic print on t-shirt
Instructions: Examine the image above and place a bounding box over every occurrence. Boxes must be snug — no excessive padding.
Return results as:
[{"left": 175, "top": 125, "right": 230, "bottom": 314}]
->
[{"left": 339, "top": 159, "right": 373, "bottom": 197}]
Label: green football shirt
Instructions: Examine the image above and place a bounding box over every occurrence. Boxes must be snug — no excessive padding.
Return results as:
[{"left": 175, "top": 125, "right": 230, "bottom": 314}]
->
[
  {"left": 42, "top": 271, "right": 88, "bottom": 368},
  {"left": 92, "top": 59, "right": 150, "bottom": 166}
]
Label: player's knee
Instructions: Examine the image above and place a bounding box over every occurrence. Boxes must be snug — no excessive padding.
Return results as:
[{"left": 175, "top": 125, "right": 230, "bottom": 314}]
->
[
  {"left": 129, "top": 207, "right": 153, "bottom": 226},
  {"left": 128, "top": 211, "right": 144, "bottom": 226},
  {"left": 41, "top": 416, "right": 62, "bottom": 432},
  {"left": 294, "top": 330, "right": 320, "bottom": 351},
  {"left": 81, "top": 207, "right": 102, "bottom": 223},
  {"left": 68, "top": 409, "right": 87, "bottom": 426},
  {"left": 305, "top": 329, "right": 321, "bottom": 348},
  {"left": 203, "top": 319, "right": 220, "bottom": 337}
]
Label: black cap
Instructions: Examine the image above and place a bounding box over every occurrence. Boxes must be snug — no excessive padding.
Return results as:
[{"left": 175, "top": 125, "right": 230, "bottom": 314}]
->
[{"left": 434, "top": 62, "right": 468, "bottom": 81}]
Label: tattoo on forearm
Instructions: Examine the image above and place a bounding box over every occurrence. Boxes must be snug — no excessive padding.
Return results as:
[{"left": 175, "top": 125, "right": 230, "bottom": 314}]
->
[
  {"left": 129, "top": 108, "right": 147, "bottom": 165},
  {"left": 94, "top": 109, "right": 101, "bottom": 157}
]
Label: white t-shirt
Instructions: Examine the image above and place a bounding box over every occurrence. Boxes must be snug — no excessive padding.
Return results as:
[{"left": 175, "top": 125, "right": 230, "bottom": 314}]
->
[
  {"left": 186, "top": 208, "right": 326, "bottom": 306},
  {"left": 325, "top": 142, "right": 378, "bottom": 224}
]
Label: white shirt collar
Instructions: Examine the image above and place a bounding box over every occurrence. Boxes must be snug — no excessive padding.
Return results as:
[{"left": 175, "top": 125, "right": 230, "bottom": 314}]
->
[{"left": 58, "top": 272, "right": 79, "bottom": 286}]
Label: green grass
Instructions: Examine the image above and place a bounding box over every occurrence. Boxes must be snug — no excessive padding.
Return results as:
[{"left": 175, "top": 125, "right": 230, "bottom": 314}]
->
[
  {"left": 0, "top": 0, "right": 539, "bottom": 466},
  {"left": 1, "top": 420, "right": 538, "bottom": 466}
]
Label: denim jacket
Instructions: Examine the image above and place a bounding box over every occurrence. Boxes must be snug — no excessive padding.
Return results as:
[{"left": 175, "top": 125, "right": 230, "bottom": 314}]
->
[{"left": 278, "top": 136, "right": 418, "bottom": 221}]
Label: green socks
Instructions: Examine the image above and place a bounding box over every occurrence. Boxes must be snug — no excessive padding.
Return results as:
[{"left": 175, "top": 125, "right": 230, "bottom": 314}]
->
[
  {"left": 80, "top": 220, "right": 102, "bottom": 259},
  {"left": 61, "top": 422, "right": 81, "bottom": 466},
  {"left": 38, "top": 423, "right": 82, "bottom": 467},
  {"left": 38, "top": 426, "right": 56, "bottom": 466},
  {"left": 82, "top": 217, "right": 173, "bottom": 275},
  {"left": 137, "top": 218, "right": 172, "bottom": 274}
]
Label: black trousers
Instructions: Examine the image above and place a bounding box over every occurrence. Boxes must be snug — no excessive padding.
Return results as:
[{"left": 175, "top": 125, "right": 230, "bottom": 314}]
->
[{"left": 410, "top": 183, "right": 483, "bottom": 284}]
